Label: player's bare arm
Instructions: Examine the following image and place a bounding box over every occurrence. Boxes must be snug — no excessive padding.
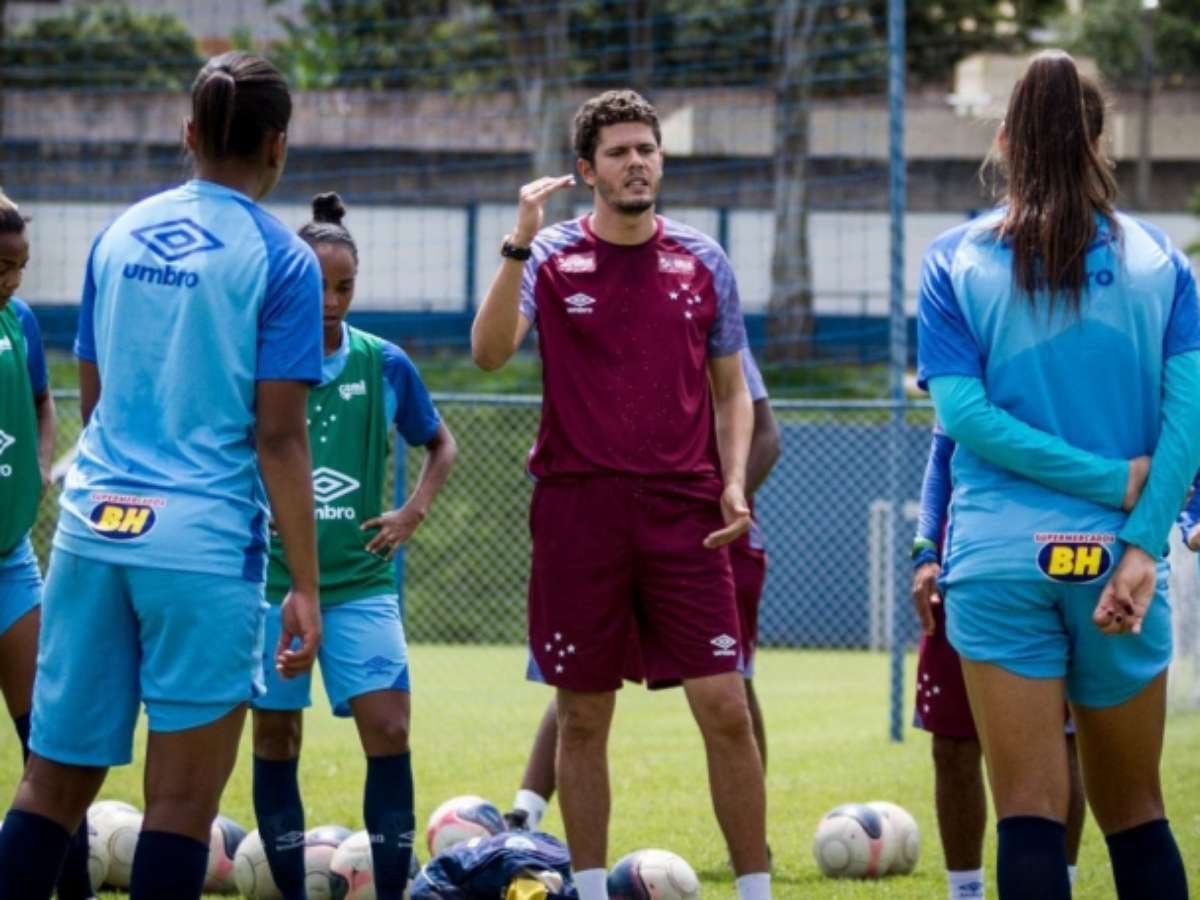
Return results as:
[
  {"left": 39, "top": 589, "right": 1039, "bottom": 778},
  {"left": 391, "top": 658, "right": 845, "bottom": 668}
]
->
[
  {"left": 471, "top": 175, "right": 574, "bottom": 370},
  {"left": 256, "top": 379, "right": 322, "bottom": 677},
  {"left": 33, "top": 387, "right": 55, "bottom": 494},
  {"left": 705, "top": 352, "right": 753, "bottom": 549},
  {"left": 911, "top": 562, "right": 941, "bottom": 636},
  {"left": 362, "top": 421, "right": 458, "bottom": 559},
  {"left": 78, "top": 358, "right": 100, "bottom": 426},
  {"left": 745, "top": 397, "right": 781, "bottom": 498}
]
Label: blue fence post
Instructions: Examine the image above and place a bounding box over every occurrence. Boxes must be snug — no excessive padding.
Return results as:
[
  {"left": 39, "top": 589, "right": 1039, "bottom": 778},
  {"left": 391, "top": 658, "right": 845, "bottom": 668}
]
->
[
  {"left": 887, "top": 0, "right": 908, "bottom": 743},
  {"left": 717, "top": 206, "right": 731, "bottom": 252},
  {"left": 464, "top": 201, "right": 479, "bottom": 314}
]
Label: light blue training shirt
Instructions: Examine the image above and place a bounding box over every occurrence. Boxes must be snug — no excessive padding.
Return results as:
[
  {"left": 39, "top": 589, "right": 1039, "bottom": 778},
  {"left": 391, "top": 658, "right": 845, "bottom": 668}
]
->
[
  {"left": 918, "top": 209, "right": 1200, "bottom": 584},
  {"left": 59, "top": 179, "right": 323, "bottom": 582}
]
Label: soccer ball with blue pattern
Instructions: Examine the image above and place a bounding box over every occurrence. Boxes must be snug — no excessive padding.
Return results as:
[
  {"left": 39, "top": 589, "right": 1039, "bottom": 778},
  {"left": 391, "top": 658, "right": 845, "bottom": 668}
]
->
[
  {"left": 204, "top": 814, "right": 246, "bottom": 894},
  {"left": 812, "top": 803, "right": 893, "bottom": 878},
  {"left": 425, "top": 795, "right": 506, "bottom": 856},
  {"left": 607, "top": 849, "right": 700, "bottom": 899}
]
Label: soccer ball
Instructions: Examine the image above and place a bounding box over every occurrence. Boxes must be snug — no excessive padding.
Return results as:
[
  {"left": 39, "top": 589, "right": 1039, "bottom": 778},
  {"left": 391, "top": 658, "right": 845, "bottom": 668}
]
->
[
  {"left": 234, "top": 829, "right": 283, "bottom": 900},
  {"left": 868, "top": 801, "right": 920, "bottom": 874},
  {"left": 304, "top": 825, "right": 352, "bottom": 900},
  {"left": 329, "top": 829, "right": 421, "bottom": 900},
  {"left": 204, "top": 814, "right": 246, "bottom": 894},
  {"left": 425, "top": 795, "right": 505, "bottom": 856},
  {"left": 85, "top": 813, "right": 109, "bottom": 892},
  {"left": 608, "top": 849, "right": 700, "bottom": 899},
  {"left": 88, "top": 800, "right": 142, "bottom": 888},
  {"left": 812, "top": 803, "right": 892, "bottom": 878}
]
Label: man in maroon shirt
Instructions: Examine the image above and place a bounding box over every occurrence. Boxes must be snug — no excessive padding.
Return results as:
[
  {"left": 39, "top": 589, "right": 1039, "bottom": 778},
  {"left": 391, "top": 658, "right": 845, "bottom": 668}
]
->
[{"left": 472, "top": 90, "right": 770, "bottom": 900}]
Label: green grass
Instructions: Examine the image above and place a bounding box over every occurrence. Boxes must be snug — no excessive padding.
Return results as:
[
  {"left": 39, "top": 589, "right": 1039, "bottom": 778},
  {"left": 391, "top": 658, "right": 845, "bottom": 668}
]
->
[{"left": 2, "top": 648, "right": 1197, "bottom": 898}]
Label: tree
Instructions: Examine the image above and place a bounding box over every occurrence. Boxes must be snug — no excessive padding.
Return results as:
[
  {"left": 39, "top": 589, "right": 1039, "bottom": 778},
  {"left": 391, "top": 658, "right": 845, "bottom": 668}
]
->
[
  {"left": 2, "top": 3, "right": 200, "bottom": 89},
  {"left": 1060, "top": 0, "right": 1200, "bottom": 87}
]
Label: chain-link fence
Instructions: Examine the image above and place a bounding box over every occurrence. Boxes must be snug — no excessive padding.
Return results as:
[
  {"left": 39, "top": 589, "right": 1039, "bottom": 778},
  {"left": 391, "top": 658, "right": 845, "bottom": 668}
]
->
[{"left": 32, "top": 392, "right": 1200, "bottom": 717}]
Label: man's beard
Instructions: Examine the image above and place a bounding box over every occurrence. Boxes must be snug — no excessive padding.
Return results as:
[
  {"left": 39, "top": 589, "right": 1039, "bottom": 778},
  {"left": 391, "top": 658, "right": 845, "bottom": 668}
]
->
[{"left": 597, "top": 177, "right": 656, "bottom": 215}]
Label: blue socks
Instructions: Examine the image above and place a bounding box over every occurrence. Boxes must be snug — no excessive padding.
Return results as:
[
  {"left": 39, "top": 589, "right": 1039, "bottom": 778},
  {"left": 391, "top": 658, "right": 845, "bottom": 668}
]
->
[
  {"left": 0, "top": 809, "right": 71, "bottom": 899},
  {"left": 1106, "top": 818, "right": 1188, "bottom": 900},
  {"left": 12, "top": 713, "right": 93, "bottom": 900},
  {"left": 253, "top": 755, "right": 307, "bottom": 900},
  {"left": 129, "top": 830, "right": 208, "bottom": 900},
  {"left": 997, "top": 816, "right": 1070, "bottom": 899},
  {"left": 364, "top": 752, "right": 416, "bottom": 900}
]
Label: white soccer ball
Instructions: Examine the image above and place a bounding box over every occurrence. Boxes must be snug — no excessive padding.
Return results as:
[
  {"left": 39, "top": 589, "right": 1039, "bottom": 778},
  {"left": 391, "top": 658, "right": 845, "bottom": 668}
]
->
[
  {"left": 304, "top": 824, "right": 351, "bottom": 900},
  {"left": 234, "top": 829, "right": 283, "bottom": 900},
  {"left": 329, "top": 829, "right": 420, "bottom": 900},
  {"left": 204, "top": 814, "right": 246, "bottom": 894},
  {"left": 424, "top": 795, "right": 505, "bottom": 856},
  {"left": 813, "top": 803, "right": 893, "bottom": 878},
  {"left": 868, "top": 801, "right": 920, "bottom": 874},
  {"left": 607, "top": 848, "right": 700, "bottom": 900},
  {"left": 88, "top": 801, "right": 142, "bottom": 888},
  {"left": 85, "top": 813, "right": 110, "bottom": 892}
]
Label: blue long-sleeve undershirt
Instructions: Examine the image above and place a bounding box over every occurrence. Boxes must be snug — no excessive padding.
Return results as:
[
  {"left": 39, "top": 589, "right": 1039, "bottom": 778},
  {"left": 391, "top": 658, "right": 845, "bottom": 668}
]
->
[{"left": 912, "top": 427, "right": 954, "bottom": 569}]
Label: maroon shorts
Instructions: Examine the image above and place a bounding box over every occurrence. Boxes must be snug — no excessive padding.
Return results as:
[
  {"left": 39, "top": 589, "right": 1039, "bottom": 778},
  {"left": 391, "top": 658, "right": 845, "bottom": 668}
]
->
[
  {"left": 913, "top": 602, "right": 977, "bottom": 739},
  {"left": 527, "top": 476, "right": 741, "bottom": 692},
  {"left": 730, "top": 538, "right": 766, "bottom": 677}
]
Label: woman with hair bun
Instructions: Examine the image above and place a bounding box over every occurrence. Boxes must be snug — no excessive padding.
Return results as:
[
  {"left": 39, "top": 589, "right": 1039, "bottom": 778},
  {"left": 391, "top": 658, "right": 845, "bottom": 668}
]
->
[
  {"left": 918, "top": 51, "right": 1197, "bottom": 898},
  {"left": 248, "top": 191, "right": 457, "bottom": 900},
  {"left": 0, "top": 52, "right": 323, "bottom": 900}
]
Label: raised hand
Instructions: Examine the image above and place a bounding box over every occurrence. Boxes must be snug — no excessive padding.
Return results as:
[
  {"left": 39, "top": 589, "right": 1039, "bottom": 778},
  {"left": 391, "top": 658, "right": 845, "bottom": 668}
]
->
[{"left": 513, "top": 175, "right": 576, "bottom": 245}]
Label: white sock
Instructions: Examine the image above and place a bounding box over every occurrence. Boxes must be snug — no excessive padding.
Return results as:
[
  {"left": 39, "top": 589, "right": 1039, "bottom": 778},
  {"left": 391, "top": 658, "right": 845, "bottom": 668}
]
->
[
  {"left": 948, "top": 868, "right": 985, "bottom": 899},
  {"left": 573, "top": 867, "right": 608, "bottom": 900},
  {"left": 736, "top": 872, "right": 771, "bottom": 900},
  {"left": 1068, "top": 865, "right": 1078, "bottom": 886},
  {"left": 513, "top": 788, "right": 549, "bottom": 829}
]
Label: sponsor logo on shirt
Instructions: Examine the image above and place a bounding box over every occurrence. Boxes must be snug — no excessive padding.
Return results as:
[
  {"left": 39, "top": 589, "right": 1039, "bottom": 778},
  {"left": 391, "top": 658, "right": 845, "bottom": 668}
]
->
[
  {"left": 0, "top": 429, "right": 13, "bottom": 478},
  {"left": 556, "top": 252, "right": 596, "bottom": 274},
  {"left": 131, "top": 218, "right": 224, "bottom": 263},
  {"left": 88, "top": 497, "right": 161, "bottom": 540},
  {"left": 339, "top": 379, "right": 367, "bottom": 401},
  {"left": 564, "top": 293, "right": 596, "bottom": 315},
  {"left": 710, "top": 633, "right": 738, "bottom": 657},
  {"left": 1035, "top": 532, "right": 1115, "bottom": 583},
  {"left": 658, "top": 252, "right": 695, "bottom": 276},
  {"left": 312, "top": 466, "right": 360, "bottom": 520},
  {"left": 0, "top": 336, "right": 11, "bottom": 356},
  {"left": 123, "top": 262, "right": 200, "bottom": 289}
]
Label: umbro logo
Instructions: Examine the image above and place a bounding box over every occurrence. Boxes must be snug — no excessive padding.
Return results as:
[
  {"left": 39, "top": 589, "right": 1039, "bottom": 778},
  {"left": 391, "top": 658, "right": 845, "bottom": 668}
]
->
[
  {"left": 312, "top": 466, "right": 360, "bottom": 504},
  {"left": 131, "top": 218, "right": 224, "bottom": 263},
  {"left": 565, "top": 293, "right": 596, "bottom": 315},
  {"left": 363, "top": 655, "right": 400, "bottom": 676},
  {"left": 275, "top": 831, "right": 306, "bottom": 851},
  {"left": 710, "top": 634, "right": 737, "bottom": 657},
  {"left": 0, "top": 431, "right": 13, "bottom": 457}
]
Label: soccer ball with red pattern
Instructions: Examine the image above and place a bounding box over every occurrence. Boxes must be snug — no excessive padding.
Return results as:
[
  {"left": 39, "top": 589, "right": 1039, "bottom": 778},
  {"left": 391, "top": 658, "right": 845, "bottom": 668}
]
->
[{"left": 424, "top": 795, "right": 505, "bottom": 856}]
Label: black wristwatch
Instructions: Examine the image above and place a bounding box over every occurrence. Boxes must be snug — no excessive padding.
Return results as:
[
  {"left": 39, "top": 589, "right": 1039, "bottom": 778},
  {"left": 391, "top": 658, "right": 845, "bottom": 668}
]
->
[{"left": 500, "top": 236, "right": 532, "bottom": 261}]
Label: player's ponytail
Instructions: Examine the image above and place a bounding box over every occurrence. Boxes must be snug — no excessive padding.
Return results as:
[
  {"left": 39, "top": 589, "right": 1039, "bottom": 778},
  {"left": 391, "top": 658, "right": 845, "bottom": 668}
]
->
[
  {"left": 992, "top": 51, "right": 1118, "bottom": 314},
  {"left": 190, "top": 52, "right": 291, "bottom": 163},
  {"left": 0, "top": 189, "right": 27, "bottom": 235},
  {"left": 299, "top": 191, "right": 358, "bottom": 264}
]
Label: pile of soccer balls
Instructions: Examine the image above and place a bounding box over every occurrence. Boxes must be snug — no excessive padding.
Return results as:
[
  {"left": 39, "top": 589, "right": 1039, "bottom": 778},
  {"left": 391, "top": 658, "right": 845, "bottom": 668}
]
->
[
  {"left": 86, "top": 793, "right": 704, "bottom": 898},
  {"left": 811, "top": 801, "right": 921, "bottom": 879}
]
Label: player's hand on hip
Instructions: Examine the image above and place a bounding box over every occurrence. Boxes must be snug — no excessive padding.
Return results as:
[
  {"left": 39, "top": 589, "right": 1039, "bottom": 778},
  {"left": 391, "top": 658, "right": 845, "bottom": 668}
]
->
[
  {"left": 1093, "top": 545, "right": 1157, "bottom": 636},
  {"left": 911, "top": 562, "right": 942, "bottom": 636},
  {"left": 276, "top": 588, "right": 321, "bottom": 678},
  {"left": 703, "top": 484, "right": 751, "bottom": 549},
  {"left": 514, "top": 175, "right": 575, "bottom": 244},
  {"left": 361, "top": 506, "right": 425, "bottom": 560},
  {"left": 1121, "top": 456, "right": 1151, "bottom": 512},
  {"left": 1188, "top": 525, "right": 1200, "bottom": 552}
]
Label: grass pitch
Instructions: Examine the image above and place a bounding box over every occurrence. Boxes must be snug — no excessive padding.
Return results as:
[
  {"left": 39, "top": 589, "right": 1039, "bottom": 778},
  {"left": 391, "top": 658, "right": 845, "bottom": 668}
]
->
[{"left": 1, "top": 647, "right": 1197, "bottom": 898}]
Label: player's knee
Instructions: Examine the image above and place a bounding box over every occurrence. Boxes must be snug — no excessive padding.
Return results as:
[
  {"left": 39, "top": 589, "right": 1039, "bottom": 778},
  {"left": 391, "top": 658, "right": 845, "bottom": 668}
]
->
[
  {"left": 253, "top": 711, "right": 302, "bottom": 760},
  {"left": 557, "top": 702, "right": 608, "bottom": 749},
  {"left": 694, "top": 690, "right": 752, "bottom": 745},
  {"left": 363, "top": 715, "right": 410, "bottom": 755},
  {"left": 932, "top": 734, "right": 982, "bottom": 781}
]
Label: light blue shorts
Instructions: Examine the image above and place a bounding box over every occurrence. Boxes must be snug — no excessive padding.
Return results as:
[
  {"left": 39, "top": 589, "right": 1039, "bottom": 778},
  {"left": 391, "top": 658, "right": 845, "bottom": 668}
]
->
[
  {"left": 30, "top": 549, "right": 267, "bottom": 766},
  {"left": 946, "top": 568, "right": 1172, "bottom": 709},
  {"left": 0, "top": 536, "right": 41, "bottom": 638},
  {"left": 254, "top": 594, "right": 409, "bottom": 718}
]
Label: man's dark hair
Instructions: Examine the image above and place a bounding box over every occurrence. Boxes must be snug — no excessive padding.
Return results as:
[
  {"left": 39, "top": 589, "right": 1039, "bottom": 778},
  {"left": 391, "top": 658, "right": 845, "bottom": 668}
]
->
[
  {"left": 0, "top": 190, "right": 26, "bottom": 235},
  {"left": 572, "top": 89, "right": 661, "bottom": 164}
]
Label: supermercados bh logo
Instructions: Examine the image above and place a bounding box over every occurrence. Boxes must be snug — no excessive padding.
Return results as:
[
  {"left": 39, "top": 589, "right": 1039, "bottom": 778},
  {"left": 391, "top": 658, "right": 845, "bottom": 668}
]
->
[
  {"left": 339, "top": 380, "right": 367, "bottom": 401},
  {"left": 1035, "top": 532, "right": 1115, "bottom": 583},
  {"left": 88, "top": 493, "right": 165, "bottom": 540},
  {"left": 0, "top": 336, "right": 11, "bottom": 356},
  {"left": 126, "top": 218, "right": 224, "bottom": 289},
  {"left": 312, "top": 466, "right": 360, "bottom": 521}
]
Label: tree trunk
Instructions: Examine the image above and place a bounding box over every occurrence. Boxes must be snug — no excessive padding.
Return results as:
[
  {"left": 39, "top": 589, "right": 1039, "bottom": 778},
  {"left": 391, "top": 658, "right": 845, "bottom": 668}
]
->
[
  {"left": 493, "top": 1, "right": 574, "bottom": 227},
  {"left": 767, "top": 0, "right": 820, "bottom": 364}
]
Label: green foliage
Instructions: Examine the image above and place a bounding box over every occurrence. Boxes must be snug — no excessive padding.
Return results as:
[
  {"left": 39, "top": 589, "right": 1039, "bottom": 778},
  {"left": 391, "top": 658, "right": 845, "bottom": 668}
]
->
[
  {"left": 1188, "top": 187, "right": 1200, "bottom": 258},
  {"left": 2, "top": 3, "right": 201, "bottom": 89},
  {"left": 1060, "top": 0, "right": 1200, "bottom": 87}
]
